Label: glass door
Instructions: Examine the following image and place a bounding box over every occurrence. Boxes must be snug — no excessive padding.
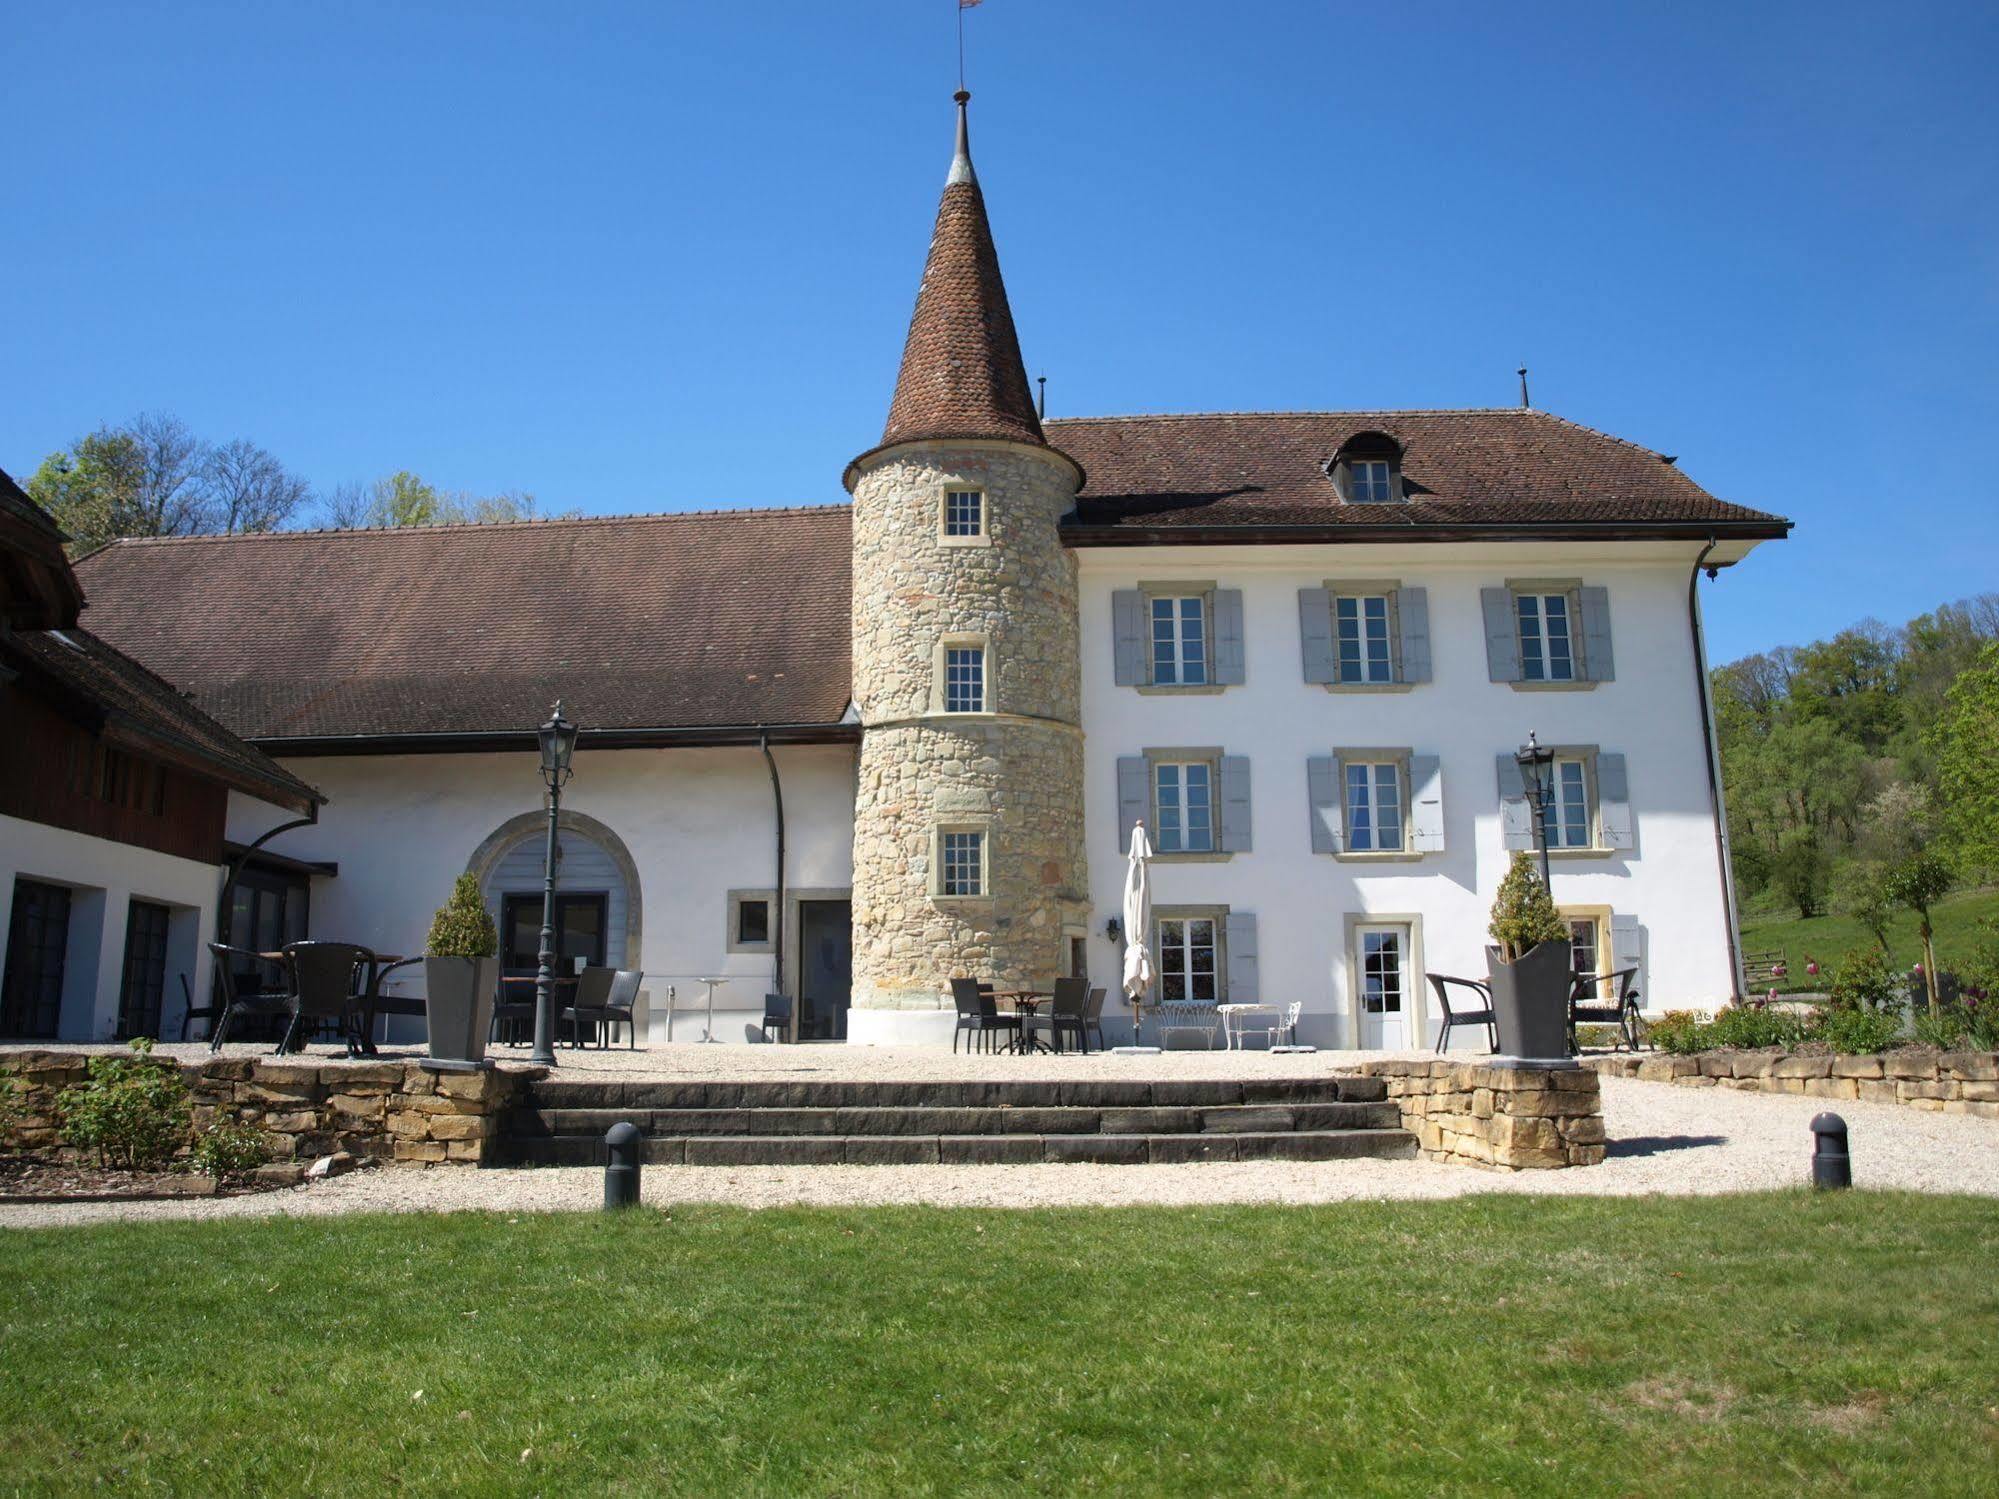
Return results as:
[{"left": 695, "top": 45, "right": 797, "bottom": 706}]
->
[
  {"left": 2, "top": 879, "right": 71, "bottom": 1039},
  {"left": 118, "top": 900, "right": 172, "bottom": 1039},
  {"left": 1357, "top": 924, "right": 1410, "bottom": 1050}
]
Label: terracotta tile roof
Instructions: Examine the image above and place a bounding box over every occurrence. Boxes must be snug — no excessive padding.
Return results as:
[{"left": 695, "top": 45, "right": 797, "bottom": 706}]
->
[
  {"left": 1, "top": 625, "right": 321, "bottom": 811},
  {"left": 874, "top": 96, "right": 1046, "bottom": 457},
  {"left": 72, "top": 506, "right": 855, "bottom": 743},
  {"left": 1050, "top": 409, "right": 1790, "bottom": 537}
]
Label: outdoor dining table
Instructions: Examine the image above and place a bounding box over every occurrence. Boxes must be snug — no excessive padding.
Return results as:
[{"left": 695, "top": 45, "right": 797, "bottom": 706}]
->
[
  {"left": 998, "top": 990, "right": 1054, "bottom": 1054},
  {"left": 1217, "top": 1002, "right": 1281, "bottom": 1051},
  {"left": 253, "top": 947, "right": 416, "bottom": 1055}
]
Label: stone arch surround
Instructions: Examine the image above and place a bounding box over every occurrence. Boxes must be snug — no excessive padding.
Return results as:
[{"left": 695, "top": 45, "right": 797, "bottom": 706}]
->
[{"left": 463, "top": 809, "right": 644, "bottom": 969}]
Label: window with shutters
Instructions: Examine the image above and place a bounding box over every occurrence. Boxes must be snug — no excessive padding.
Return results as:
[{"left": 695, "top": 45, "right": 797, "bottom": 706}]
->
[
  {"left": 939, "top": 487, "right": 987, "bottom": 544},
  {"left": 1515, "top": 589, "right": 1577, "bottom": 682},
  {"left": 1548, "top": 756, "right": 1594, "bottom": 848},
  {"left": 1308, "top": 580, "right": 1426, "bottom": 690},
  {"left": 1342, "top": 760, "right": 1404, "bottom": 852},
  {"left": 1157, "top": 910, "right": 1224, "bottom": 1003},
  {"left": 1148, "top": 592, "right": 1209, "bottom": 686},
  {"left": 1562, "top": 907, "right": 1612, "bottom": 998},
  {"left": 1153, "top": 759, "right": 1215, "bottom": 854},
  {"left": 933, "top": 827, "right": 988, "bottom": 899},
  {"left": 1334, "top": 591, "right": 1396, "bottom": 684}
]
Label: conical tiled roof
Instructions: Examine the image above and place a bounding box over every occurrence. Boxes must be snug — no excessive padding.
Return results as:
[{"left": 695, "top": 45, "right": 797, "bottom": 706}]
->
[{"left": 877, "top": 93, "right": 1046, "bottom": 452}]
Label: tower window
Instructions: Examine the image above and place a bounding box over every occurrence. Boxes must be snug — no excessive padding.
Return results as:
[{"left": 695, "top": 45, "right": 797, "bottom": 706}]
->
[
  {"left": 943, "top": 488, "right": 985, "bottom": 538},
  {"left": 944, "top": 646, "right": 985, "bottom": 712},
  {"left": 939, "top": 830, "right": 986, "bottom": 897}
]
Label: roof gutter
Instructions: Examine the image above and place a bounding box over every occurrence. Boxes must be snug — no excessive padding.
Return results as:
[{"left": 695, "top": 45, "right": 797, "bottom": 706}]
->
[
  {"left": 1060, "top": 518, "right": 1792, "bottom": 548},
  {"left": 251, "top": 720, "right": 863, "bottom": 758}
]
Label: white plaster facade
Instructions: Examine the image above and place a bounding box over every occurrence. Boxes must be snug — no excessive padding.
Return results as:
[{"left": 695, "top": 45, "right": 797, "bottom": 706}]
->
[
  {"left": 1072, "top": 539, "right": 1752, "bottom": 1049},
  {"left": 218, "top": 744, "right": 857, "bottom": 1044},
  {"left": 0, "top": 810, "right": 226, "bottom": 1042}
]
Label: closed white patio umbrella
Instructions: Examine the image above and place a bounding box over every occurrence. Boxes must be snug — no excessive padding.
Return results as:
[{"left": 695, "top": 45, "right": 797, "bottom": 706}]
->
[{"left": 1120, "top": 821, "right": 1157, "bottom": 1050}]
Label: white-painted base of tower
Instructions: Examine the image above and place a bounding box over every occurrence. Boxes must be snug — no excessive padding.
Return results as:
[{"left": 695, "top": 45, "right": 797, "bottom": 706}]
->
[{"left": 845, "top": 1007, "right": 958, "bottom": 1047}]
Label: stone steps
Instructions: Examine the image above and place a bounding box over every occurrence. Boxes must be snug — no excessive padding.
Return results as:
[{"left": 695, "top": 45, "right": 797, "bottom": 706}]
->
[
  {"left": 495, "top": 1073, "right": 1417, "bottom": 1167},
  {"left": 501, "top": 1128, "right": 1419, "bottom": 1168}
]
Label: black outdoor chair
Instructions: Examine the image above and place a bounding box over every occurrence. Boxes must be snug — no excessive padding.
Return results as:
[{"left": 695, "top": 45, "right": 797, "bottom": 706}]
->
[
  {"left": 1568, "top": 967, "right": 1643, "bottom": 1054},
  {"left": 491, "top": 967, "right": 538, "bottom": 1045},
  {"left": 278, "top": 941, "right": 372, "bottom": 1055},
  {"left": 1084, "top": 986, "right": 1108, "bottom": 1054},
  {"left": 598, "top": 970, "right": 644, "bottom": 1048},
  {"left": 560, "top": 966, "right": 617, "bottom": 1048},
  {"left": 179, "top": 972, "right": 223, "bottom": 1042},
  {"left": 760, "top": 992, "right": 791, "bottom": 1044},
  {"left": 206, "top": 942, "right": 295, "bottom": 1052},
  {"left": 1029, "top": 976, "right": 1091, "bottom": 1054},
  {"left": 358, "top": 955, "right": 425, "bottom": 1053},
  {"left": 1427, "top": 973, "right": 1498, "bottom": 1054},
  {"left": 951, "top": 977, "right": 1018, "bottom": 1054}
]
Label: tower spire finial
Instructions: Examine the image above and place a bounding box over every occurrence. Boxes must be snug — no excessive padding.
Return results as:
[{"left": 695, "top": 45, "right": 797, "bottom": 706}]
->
[{"left": 948, "top": 90, "right": 975, "bottom": 186}]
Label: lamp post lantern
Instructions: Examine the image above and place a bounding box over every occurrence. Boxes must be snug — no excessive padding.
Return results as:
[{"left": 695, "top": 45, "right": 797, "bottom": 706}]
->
[
  {"left": 1515, "top": 731, "right": 1555, "bottom": 892},
  {"left": 531, "top": 701, "right": 580, "bottom": 1068}
]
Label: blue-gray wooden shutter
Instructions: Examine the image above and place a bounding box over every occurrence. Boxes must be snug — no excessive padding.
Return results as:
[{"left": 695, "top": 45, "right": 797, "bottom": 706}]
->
[
  {"left": 1579, "top": 586, "right": 1614, "bottom": 682},
  {"left": 1496, "top": 753, "right": 1533, "bottom": 851},
  {"left": 1117, "top": 756, "right": 1148, "bottom": 851},
  {"left": 1224, "top": 911, "right": 1259, "bottom": 1002},
  {"left": 1481, "top": 587, "right": 1520, "bottom": 682},
  {"left": 1597, "top": 751, "right": 1633, "bottom": 849},
  {"left": 1307, "top": 754, "right": 1342, "bottom": 853},
  {"left": 1610, "top": 914, "right": 1644, "bottom": 997},
  {"left": 1112, "top": 590, "right": 1145, "bottom": 686},
  {"left": 1397, "top": 586, "right": 1431, "bottom": 683},
  {"left": 1213, "top": 589, "right": 1246, "bottom": 685},
  {"left": 1409, "top": 753, "right": 1445, "bottom": 852},
  {"left": 1218, "top": 755, "right": 1252, "bottom": 852},
  {"left": 1298, "top": 588, "right": 1336, "bottom": 684}
]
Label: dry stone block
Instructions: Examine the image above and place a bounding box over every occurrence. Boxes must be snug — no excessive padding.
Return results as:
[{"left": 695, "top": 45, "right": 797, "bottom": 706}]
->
[
  {"left": 1832, "top": 1056, "right": 1884, "bottom": 1079},
  {"left": 1804, "top": 1078, "right": 1858, "bottom": 1100},
  {"left": 1942, "top": 1053, "right": 1999, "bottom": 1081},
  {"left": 393, "top": 1139, "right": 448, "bottom": 1163}
]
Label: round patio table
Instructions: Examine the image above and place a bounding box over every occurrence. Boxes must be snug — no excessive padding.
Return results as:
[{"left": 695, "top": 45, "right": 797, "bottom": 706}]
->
[{"left": 999, "top": 991, "right": 1052, "bottom": 1054}]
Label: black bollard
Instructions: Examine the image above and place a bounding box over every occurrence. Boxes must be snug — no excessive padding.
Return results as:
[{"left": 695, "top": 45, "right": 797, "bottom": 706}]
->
[
  {"left": 1810, "top": 1111, "right": 1851, "bottom": 1190},
  {"left": 604, "top": 1121, "right": 642, "bottom": 1209}
]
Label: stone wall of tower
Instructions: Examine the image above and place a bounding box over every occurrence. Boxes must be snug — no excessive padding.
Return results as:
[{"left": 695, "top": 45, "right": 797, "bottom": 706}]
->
[{"left": 849, "top": 442, "right": 1088, "bottom": 1009}]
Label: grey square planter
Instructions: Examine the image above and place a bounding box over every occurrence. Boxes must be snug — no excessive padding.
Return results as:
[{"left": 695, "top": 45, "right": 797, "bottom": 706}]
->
[
  {"left": 423, "top": 955, "right": 499, "bottom": 1066},
  {"left": 1486, "top": 941, "right": 1572, "bottom": 1063}
]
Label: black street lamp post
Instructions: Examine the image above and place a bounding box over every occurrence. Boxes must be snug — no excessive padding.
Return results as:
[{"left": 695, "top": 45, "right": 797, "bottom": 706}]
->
[
  {"left": 1515, "top": 731, "right": 1555, "bottom": 892},
  {"left": 531, "top": 701, "right": 580, "bottom": 1068}
]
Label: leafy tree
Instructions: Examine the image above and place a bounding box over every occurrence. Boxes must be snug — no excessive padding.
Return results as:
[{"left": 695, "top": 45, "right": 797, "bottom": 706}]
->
[
  {"left": 1771, "top": 827, "right": 1831, "bottom": 919},
  {"left": 27, "top": 429, "right": 145, "bottom": 552},
  {"left": 1931, "top": 641, "right": 1999, "bottom": 879},
  {"left": 1882, "top": 853, "right": 1952, "bottom": 1014},
  {"left": 1787, "top": 626, "right": 1902, "bottom": 754},
  {"left": 314, "top": 473, "right": 552, "bottom": 530},
  {"left": 1831, "top": 860, "right": 1893, "bottom": 952}
]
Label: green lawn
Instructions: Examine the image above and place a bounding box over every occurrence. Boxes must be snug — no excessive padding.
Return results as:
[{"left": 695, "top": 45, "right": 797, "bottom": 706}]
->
[
  {"left": 2, "top": 1196, "right": 1996, "bottom": 1496},
  {"left": 1740, "top": 885, "right": 1998, "bottom": 992}
]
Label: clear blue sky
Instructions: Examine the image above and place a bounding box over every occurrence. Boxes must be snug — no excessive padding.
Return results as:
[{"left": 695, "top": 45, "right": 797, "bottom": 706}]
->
[{"left": 7, "top": 1, "right": 1995, "bottom": 663}]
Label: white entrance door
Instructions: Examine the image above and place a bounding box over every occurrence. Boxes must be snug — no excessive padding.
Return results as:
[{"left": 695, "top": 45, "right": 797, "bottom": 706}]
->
[{"left": 1357, "top": 924, "right": 1410, "bottom": 1050}]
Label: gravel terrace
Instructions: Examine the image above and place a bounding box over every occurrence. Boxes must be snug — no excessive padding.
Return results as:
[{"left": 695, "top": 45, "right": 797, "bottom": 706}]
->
[{"left": 6, "top": 1043, "right": 1996, "bottom": 1227}]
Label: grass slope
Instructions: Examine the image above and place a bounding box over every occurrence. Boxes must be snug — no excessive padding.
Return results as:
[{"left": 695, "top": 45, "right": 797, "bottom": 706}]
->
[
  {"left": 2, "top": 1195, "right": 1997, "bottom": 1496},
  {"left": 1740, "top": 886, "right": 1998, "bottom": 993}
]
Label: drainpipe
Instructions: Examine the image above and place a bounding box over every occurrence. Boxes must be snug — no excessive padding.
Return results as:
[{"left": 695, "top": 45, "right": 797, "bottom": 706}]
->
[
  {"left": 1688, "top": 538, "right": 1745, "bottom": 1003},
  {"left": 759, "top": 731, "right": 787, "bottom": 1034}
]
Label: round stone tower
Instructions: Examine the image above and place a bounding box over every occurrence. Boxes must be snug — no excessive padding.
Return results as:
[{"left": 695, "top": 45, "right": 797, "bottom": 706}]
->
[{"left": 843, "top": 92, "right": 1088, "bottom": 1037}]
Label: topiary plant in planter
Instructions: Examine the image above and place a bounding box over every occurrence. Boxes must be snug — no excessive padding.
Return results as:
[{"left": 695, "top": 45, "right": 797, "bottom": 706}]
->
[
  {"left": 1486, "top": 851, "right": 1575, "bottom": 1061},
  {"left": 423, "top": 874, "right": 500, "bottom": 1070}
]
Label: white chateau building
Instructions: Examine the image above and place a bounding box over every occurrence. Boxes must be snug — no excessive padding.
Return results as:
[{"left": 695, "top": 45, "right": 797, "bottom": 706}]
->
[{"left": 35, "top": 96, "right": 1790, "bottom": 1048}]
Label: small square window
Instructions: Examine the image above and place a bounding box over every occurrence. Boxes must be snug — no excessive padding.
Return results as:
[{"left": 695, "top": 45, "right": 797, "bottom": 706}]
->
[
  {"left": 943, "top": 646, "right": 985, "bottom": 713},
  {"left": 736, "top": 899, "right": 770, "bottom": 946},
  {"left": 1348, "top": 460, "right": 1394, "bottom": 503},
  {"left": 940, "top": 830, "right": 985, "bottom": 897},
  {"left": 1516, "top": 591, "right": 1577, "bottom": 682},
  {"left": 1153, "top": 760, "right": 1215, "bottom": 854},
  {"left": 943, "top": 489, "right": 984, "bottom": 538},
  {"left": 1149, "top": 594, "right": 1208, "bottom": 686}
]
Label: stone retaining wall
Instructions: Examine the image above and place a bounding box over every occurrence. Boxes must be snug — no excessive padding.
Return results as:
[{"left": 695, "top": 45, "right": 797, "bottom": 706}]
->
[
  {"left": 0, "top": 1051, "right": 537, "bottom": 1167},
  {"left": 1586, "top": 1050, "right": 1999, "bottom": 1117},
  {"left": 1358, "top": 1059, "right": 1605, "bottom": 1169}
]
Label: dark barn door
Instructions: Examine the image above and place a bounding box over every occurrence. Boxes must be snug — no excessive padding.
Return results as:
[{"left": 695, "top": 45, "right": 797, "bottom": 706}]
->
[
  {"left": 797, "top": 900, "right": 852, "bottom": 1041},
  {"left": 3, "top": 879, "right": 72, "bottom": 1039},
  {"left": 119, "top": 899, "right": 173, "bottom": 1040}
]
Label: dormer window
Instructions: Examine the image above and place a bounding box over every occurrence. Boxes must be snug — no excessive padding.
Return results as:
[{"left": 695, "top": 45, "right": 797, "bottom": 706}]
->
[
  {"left": 1348, "top": 460, "right": 1393, "bottom": 503},
  {"left": 1329, "top": 432, "right": 1405, "bottom": 504}
]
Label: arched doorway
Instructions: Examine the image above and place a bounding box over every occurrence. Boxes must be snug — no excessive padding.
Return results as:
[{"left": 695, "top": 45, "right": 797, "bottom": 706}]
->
[{"left": 464, "top": 811, "right": 643, "bottom": 975}]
